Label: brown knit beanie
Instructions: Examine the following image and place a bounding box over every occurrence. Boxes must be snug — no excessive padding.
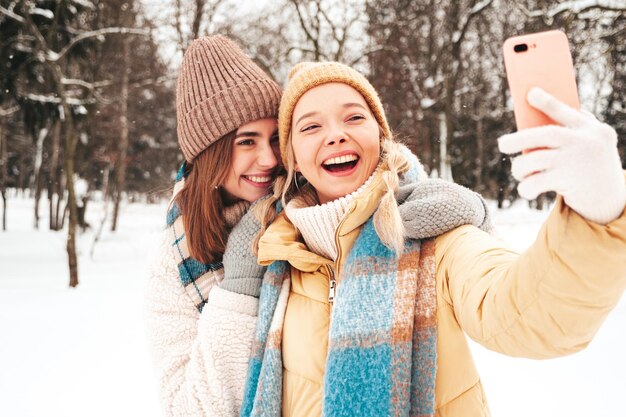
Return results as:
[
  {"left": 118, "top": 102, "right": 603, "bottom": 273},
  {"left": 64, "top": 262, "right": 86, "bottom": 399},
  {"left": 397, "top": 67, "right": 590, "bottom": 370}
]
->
[
  {"left": 176, "top": 35, "right": 282, "bottom": 162},
  {"left": 278, "top": 61, "right": 391, "bottom": 164}
]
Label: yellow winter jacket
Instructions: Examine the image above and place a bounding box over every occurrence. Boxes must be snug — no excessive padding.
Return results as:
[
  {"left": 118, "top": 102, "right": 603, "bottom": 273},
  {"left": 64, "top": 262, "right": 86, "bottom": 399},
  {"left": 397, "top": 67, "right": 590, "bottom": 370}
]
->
[{"left": 257, "top": 172, "right": 626, "bottom": 417}]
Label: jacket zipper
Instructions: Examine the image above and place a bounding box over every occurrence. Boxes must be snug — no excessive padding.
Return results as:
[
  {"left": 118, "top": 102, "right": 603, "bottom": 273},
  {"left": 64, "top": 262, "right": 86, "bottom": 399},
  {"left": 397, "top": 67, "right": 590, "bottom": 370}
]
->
[
  {"left": 326, "top": 206, "right": 354, "bottom": 304},
  {"left": 326, "top": 265, "right": 336, "bottom": 303}
]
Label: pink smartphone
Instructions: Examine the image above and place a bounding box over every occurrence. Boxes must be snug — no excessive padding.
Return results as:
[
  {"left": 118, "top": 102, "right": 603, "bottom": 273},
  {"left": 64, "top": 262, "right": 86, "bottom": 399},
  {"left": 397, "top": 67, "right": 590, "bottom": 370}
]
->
[{"left": 503, "top": 30, "right": 580, "bottom": 130}]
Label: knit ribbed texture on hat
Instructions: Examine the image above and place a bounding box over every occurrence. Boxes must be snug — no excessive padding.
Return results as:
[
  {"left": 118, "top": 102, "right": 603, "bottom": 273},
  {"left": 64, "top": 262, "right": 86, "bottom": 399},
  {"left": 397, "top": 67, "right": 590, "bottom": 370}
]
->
[
  {"left": 278, "top": 61, "right": 391, "bottom": 164},
  {"left": 176, "top": 35, "right": 282, "bottom": 162}
]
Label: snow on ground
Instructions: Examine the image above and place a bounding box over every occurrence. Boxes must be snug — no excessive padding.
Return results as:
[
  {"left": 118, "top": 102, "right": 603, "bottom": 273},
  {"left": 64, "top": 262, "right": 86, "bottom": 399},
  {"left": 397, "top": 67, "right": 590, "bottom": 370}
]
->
[{"left": 0, "top": 193, "right": 624, "bottom": 417}]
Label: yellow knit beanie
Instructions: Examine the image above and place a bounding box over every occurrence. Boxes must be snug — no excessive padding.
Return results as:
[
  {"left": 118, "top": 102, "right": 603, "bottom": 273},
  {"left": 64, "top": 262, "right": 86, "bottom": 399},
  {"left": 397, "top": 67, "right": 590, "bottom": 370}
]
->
[{"left": 278, "top": 61, "right": 391, "bottom": 164}]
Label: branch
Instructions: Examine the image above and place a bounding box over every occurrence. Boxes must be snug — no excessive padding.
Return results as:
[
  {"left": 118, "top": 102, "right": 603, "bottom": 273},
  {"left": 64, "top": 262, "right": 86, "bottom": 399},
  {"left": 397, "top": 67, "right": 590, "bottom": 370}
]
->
[
  {"left": 175, "top": 0, "right": 186, "bottom": 53},
  {"left": 129, "top": 74, "right": 178, "bottom": 89},
  {"left": 285, "top": 45, "right": 318, "bottom": 55},
  {"left": 0, "top": 106, "right": 20, "bottom": 117},
  {"left": 452, "top": 0, "right": 494, "bottom": 46},
  {"left": 66, "top": 73, "right": 178, "bottom": 90},
  {"left": 191, "top": 0, "right": 206, "bottom": 40},
  {"left": 290, "top": 0, "right": 319, "bottom": 56},
  {"left": 516, "top": 0, "right": 626, "bottom": 24},
  {"left": 72, "top": 0, "right": 96, "bottom": 9},
  {"left": 21, "top": 93, "right": 96, "bottom": 106},
  {"left": 54, "top": 27, "right": 149, "bottom": 61},
  {"left": 62, "top": 78, "right": 99, "bottom": 90},
  {"left": 347, "top": 45, "right": 398, "bottom": 66},
  {"left": 318, "top": 4, "right": 339, "bottom": 45},
  {"left": 600, "top": 25, "right": 626, "bottom": 40},
  {"left": 21, "top": 2, "right": 50, "bottom": 56},
  {"left": 61, "top": 79, "right": 109, "bottom": 104},
  {"left": 0, "top": 5, "right": 25, "bottom": 23},
  {"left": 328, "top": 7, "right": 362, "bottom": 62},
  {"left": 401, "top": 55, "right": 427, "bottom": 103},
  {"left": 3, "top": 4, "right": 147, "bottom": 67},
  {"left": 546, "top": 0, "right": 625, "bottom": 17}
]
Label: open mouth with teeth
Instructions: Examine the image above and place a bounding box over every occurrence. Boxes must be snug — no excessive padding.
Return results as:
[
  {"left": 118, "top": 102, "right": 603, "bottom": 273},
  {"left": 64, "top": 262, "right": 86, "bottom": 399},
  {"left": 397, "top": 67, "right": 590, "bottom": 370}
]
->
[
  {"left": 322, "top": 154, "right": 360, "bottom": 173},
  {"left": 242, "top": 174, "right": 273, "bottom": 187}
]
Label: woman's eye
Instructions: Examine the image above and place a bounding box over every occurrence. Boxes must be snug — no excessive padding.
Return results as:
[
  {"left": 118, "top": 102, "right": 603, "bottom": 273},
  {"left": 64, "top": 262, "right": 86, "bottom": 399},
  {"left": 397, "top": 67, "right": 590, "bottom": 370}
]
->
[
  {"left": 237, "top": 139, "right": 254, "bottom": 146},
  {"left": 347, "top": 115, "right": 365, "bottom": 122},
  {"left": 301, "top": 124, "right": 320, "bottom": 132},
  {"left": 270, "top": 134, "right": 279, "bottom": 143}
]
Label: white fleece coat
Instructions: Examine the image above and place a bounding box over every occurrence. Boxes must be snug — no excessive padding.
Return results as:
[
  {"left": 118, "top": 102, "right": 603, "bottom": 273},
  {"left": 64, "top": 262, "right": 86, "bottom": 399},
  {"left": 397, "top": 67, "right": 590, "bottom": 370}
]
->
[{"left": 145, "top": 231, "right": 258, "bottom": 417}]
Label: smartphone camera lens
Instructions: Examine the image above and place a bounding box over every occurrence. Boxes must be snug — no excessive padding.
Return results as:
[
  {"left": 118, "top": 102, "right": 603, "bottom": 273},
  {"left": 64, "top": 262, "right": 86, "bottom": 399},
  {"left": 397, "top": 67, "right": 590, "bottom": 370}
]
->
[{"left": 514, "top": 43, "right": 529, "bottom": 53}]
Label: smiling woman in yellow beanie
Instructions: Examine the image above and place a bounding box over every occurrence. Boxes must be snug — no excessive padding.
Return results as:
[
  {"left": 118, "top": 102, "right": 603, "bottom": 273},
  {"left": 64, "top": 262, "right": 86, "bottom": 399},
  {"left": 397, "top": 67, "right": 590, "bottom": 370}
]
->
[
  {"left": 145, "top": 35, "right": 284, "bottom": 417},
  {"left": 277, "top": 61, "right": 391, "bottom": 163},
  {"left": 239, "top": 59, "right": 626, "bottom": 417}
]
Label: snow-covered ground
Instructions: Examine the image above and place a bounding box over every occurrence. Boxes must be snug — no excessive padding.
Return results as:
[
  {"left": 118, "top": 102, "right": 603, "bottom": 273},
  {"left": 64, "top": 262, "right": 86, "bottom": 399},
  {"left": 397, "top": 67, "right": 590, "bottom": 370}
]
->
[{"left": 0, "top": 193, "right": 624, "bottom": 417}]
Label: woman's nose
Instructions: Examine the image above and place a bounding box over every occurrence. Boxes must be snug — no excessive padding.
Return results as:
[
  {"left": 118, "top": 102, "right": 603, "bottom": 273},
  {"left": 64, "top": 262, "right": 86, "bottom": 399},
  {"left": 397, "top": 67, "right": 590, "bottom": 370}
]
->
[
  {"left": 257, "top": 143, "right": 278, "bottom": 168},
  {"left": 325, "top": 125, "right": 349, "bottom": 146}
]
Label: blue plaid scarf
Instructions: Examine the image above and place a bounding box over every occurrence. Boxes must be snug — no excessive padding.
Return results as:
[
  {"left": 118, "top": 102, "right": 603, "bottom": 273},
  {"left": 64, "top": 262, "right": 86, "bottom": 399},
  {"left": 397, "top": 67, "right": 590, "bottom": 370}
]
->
[
  {"left": 240, "top": 221, "right": 438, "bottom": 417},
  {"left": 239, "top": 144, "right": 491, "bottom": 417}
]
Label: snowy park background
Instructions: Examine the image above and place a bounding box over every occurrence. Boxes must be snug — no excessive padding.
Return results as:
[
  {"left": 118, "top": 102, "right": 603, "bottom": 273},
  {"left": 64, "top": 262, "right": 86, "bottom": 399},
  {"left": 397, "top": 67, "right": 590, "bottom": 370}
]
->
[
  {"left": 1, "top": 194, "right": 625, "bottom": 417},
  {"left": 2, "top": 1, "right": 626, "bottom": 416}
]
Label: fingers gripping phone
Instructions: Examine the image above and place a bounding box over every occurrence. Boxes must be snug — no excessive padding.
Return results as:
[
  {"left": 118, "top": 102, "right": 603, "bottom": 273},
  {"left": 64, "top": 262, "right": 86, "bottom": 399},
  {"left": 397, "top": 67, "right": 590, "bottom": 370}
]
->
[{"left": 503, "top": 30, "right": 580, "bottom": 130}]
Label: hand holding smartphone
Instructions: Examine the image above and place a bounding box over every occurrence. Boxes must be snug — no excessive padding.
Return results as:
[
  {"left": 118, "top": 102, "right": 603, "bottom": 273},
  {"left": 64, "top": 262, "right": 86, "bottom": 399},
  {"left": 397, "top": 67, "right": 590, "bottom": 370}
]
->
[
  {"left": 503, "top": 30, "right": 580, "bottom": 131},
  {"left": 499, "top": 30, "right": 625, "bottom": 224}
]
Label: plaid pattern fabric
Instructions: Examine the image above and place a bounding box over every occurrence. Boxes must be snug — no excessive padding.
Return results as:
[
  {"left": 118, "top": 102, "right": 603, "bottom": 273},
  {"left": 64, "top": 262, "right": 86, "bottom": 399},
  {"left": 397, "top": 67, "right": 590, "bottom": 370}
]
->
[
  {"left": 167, "top": 163, "right": 224, "bottom": 312},
  {"left": 240, "top": 219, "right": 438, "bottom": 417},
  {"left": 239, "top": 144, "right": 495, "bottom": 416}
]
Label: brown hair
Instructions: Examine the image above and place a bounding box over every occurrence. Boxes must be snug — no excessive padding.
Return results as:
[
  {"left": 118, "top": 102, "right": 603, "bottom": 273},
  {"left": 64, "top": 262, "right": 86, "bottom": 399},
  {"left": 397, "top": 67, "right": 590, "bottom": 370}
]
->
[{"left": 176, "top": 130, "right": 236, "bottom": 264}]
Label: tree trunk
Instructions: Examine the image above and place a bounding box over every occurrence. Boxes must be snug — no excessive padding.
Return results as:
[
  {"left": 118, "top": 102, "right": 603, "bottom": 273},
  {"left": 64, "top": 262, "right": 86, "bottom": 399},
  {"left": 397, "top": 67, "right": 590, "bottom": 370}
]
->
[
  {"left": 56, "top": 173, "right": 66, "bottom": 229},
  {"left": 111, "top": 38, "right": 130, "bottom": 232},
  {"left": 18, "top": 156, "right": 29, "bottom": 194},
  {"left": 438, "top": 112, "right": 453, "bottom": 181},
  {"left": 62, "top": 108, "right": 79, "bottom": 288},
  {"left": 474, "top": 103, "right": 485, "bottom": 193},
  {"left": 436, "top": 73, "right": 457, "bottom": 182},
  {"left": 191, "top": 0, "right": 206, "bottom": 40},
  {"left": 49, "top": 121, "right": 61, "bottom": 230},
  {"left": 50, "top": 67, "right": 79, "bottom": 287},
  {"left": 32, "top": 125, "right": 49, "bottom": 229},
  {"left": 90, "top": 164, "right": 111, "bottom": 259},
  {"left": 0, "top": 119, "right": 7, "bottom": 231},
  {"left": 535, "top": 194, "right": 546, "bottom": 210},
  {"left": 175, "top": 0, "right": 187, "bottom": 53},
  {"left": 1, "top": 189, "right": 5, "bottom": 231}
]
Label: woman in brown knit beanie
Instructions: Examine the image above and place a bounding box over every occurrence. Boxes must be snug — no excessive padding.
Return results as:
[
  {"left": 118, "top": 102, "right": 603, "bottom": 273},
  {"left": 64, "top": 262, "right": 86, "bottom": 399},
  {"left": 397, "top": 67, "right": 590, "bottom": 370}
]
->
[
  {"left": 239, "top": 61, "right": 626, "bottom": 417},
  {"left": 145, "top": 35, "right": 283, "bottom": 417}
]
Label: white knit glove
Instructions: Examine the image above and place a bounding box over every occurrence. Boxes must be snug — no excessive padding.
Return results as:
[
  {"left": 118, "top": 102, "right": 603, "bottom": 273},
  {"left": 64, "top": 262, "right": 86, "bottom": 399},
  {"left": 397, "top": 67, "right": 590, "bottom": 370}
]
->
[{"left": 498, "top": 87, "right": 626, "bottom": 225}]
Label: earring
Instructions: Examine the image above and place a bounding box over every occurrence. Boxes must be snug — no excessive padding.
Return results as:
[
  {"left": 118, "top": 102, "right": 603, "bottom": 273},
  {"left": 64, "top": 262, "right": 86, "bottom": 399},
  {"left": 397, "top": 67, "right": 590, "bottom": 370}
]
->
[{"left": 293, "top": 173, "right": 301, "bottom": 192}]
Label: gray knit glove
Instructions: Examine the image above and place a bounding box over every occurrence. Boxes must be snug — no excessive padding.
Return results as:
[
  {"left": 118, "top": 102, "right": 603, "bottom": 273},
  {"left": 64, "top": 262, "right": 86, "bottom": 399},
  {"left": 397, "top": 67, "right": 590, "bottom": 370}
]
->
[
  {"left": 397, "top": 179, "right": 493, "bottom": 239},
  {"left": 220, "top": 201, "right": 267, "bottom": 298}
]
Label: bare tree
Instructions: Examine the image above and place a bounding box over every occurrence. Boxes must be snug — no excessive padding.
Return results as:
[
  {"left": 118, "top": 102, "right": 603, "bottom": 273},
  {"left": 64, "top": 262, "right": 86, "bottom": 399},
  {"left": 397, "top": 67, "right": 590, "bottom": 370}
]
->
[
  {"left": 47, "top": 121, "right": 62, "bottom": 230},
  {"left": 516, "top": 0, "right": 626, "bottom": 25},
  {"left": 288, "top": 0, "right": 365, "bottom": 63},
  {"left": 111, "top": 37, "right": 130, "bottom": 232},
  {"left": 30, "top": 119, "right": 52, "bottom": 228},
  {"left": 436, "top": 0, "right": 494, "bottom": 181},
  {"left": 368, "top": 0, "right": 493, "bottom": 181},
  {"left": 170, "top": 0, "right": 226, "bottom": 55},
  {"left": 0, "top": 107, "right": 15, "bottom": 230},
  {"left": 0, "top": 1, "right": 147, "bottom": 287}
]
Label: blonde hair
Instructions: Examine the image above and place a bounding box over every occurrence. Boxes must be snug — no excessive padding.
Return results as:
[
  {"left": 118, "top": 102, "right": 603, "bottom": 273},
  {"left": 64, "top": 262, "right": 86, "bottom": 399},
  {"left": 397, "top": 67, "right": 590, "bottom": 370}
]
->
[
  {"left": 375, "top": 138, "right": 411, "bottom": 252},
  {"left": 253, "top": 135, "right": 411, "bottom": 254}
]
